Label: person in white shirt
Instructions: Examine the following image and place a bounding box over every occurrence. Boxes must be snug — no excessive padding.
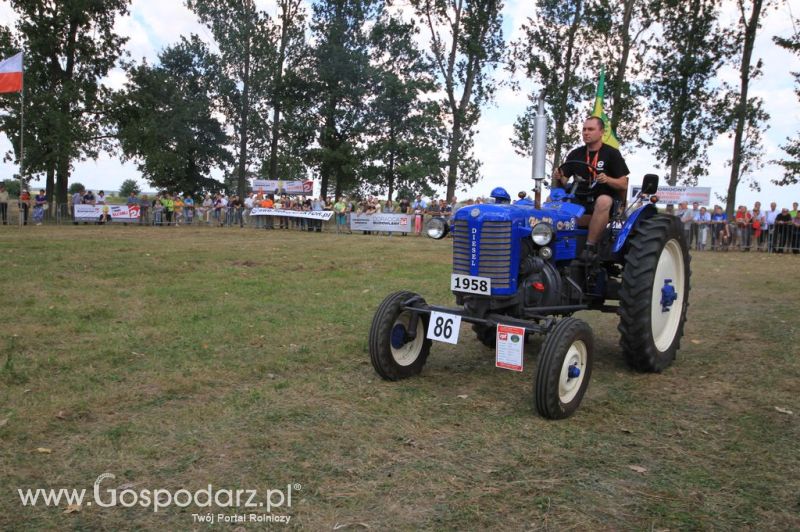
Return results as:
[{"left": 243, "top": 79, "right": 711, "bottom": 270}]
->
[{"left": 244, "top": 192, "right": 255, "bottom": 227}]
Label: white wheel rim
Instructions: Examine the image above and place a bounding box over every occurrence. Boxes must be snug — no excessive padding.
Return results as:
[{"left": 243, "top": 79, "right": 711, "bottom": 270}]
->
[
  {"left": 558, "top": 339, "right": 587, "bottom": 404},
  {"left": 391, "top": 312, "right": 425, "bottom": 366},
  {"left": 650, "top": 239, "right": 685, "bottom": 352}
]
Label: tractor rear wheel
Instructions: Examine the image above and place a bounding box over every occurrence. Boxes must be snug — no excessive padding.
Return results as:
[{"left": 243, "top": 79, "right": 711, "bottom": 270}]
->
[{"left": 618, "top": 215, "right": 690, "bottom": 372}]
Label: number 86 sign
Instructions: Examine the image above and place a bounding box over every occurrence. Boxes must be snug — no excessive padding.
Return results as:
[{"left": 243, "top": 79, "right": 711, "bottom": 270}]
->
[{"left": 427, "top": 311, "right": 462, "bottom": 345}]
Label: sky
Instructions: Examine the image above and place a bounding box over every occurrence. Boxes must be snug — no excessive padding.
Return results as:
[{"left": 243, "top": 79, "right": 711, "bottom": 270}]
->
[{"left": 0, "top": 0, "right": 799, "bottom": 208}]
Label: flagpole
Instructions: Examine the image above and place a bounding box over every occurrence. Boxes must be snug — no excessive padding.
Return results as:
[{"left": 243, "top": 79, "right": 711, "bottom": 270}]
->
[{"left": 18, "top": 50, "right": 24, "bottom": 228}]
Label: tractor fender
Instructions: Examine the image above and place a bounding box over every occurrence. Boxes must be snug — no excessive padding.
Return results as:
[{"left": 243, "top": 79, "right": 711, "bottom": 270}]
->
[{"left": 612, "top": 203, "right": 658, "bottom": 254}]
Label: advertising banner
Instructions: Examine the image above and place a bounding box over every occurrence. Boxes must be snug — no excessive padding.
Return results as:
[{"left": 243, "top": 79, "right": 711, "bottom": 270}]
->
[
  {"left": 251, "top": 180, "right": 314, "bottom": 195},
  {"left": 74, "top": 204, "right": 140, "bottom": 222},
  {"left": 629, "top": 186, "right": 712, "bottom": 206},
  {"left": 349, "top": 213, "right": 413, "bottom": 232},
  {"left": 250, "top": 208, "right": 333, "bottom": 221}
]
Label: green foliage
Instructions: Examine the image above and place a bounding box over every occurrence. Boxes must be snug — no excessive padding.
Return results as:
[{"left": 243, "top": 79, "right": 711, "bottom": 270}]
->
[
  {"left": 310, "top": 0, "right": 381, "bottom": 197},
  {"left": 411, "top": 0, "right": 504, "bottom": 201},
  {"left": 644, "top": 0, "right": 733, "bottom": 186},
  {"left": 68, "top": 182, "right": 85, "bottom": 195},
  {"left": 362, "top": 14, "right": 444, "bottom": 200},
  {"left": 113, "top": 36, "right": 232, "bottom": 195},
  {"left": 188, "top": 0, "right": 275, "bottom": 199},
  {"left": 2, "top": 179, "right": 20, "bottom": 198},
  {"left": 510, "top": 0, "right": 593, "bottom": 172},
  {"left": 118, "top": 179, "right": 140, "bottom": 198},
  {"left": 772, "top": 18, "right": 800, "bottom": 186},
  {"left": 0, "top": 0, "right": 130, "bottom": 203}
]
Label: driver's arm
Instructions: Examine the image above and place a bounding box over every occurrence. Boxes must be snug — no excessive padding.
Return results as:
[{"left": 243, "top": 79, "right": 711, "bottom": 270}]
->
[
  {"left": 551, "top": 167, "right": 568, "bottom": 188},
  {"left": 596, "top": 173, "right": 628, "bottom": 191}
]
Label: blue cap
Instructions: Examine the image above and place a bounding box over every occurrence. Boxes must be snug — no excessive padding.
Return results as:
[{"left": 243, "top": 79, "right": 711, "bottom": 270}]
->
[{"left": 490, "top": 187, "right": 511, "bottom": 203}]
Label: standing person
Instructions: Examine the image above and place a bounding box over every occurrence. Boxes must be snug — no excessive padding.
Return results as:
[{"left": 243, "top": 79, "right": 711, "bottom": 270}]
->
[
  {"left": 734, "top": 205, "right": 752, "bottom": 251},
  {"left": 412, "top": 194, "right": 426, "bottom": 236},
  {"left": 676, "top": 202, "right": 692, "bottom": 243},
  {"left": 397, "top": 196, "right": 410, "bottom": 236},
  {"left": 774, "top": 208, "right": 793, "bottom": 253},
  {"left": 792, "top": 209, "right": 800, "bottom": 254},
  {"left": 311, "top": 195, "right": 324, "bottom": 232},
  {"left": 173, "top": 194, "right": 184, "bottom": 226},
  {"left": 18, "top": 188, "right": 30, "bottom": 225},
  {"left": 152, "top": 194, "right": 163, "bottom": 225},
  {"left": 161, "top": 193, "right": 175, "bottom": 226},
  {"left": 184, "top": 194, "right": 194, "bottom": 225},
  {"left": 333, "top": 196, "right": 348, "bottom": 234},
  {"left": 71, "top": 186, "right": 84, "bottom": 225},
  {"left": 764, "top": 201, "right": 779, "bottom": 252},
  {"left": 244, "top": 192, "right": 254, "bottom": 226},
  {"left": 710, "top": 205, "right": 729, "bottom": 250},
  {"left": 750, "top": 203, "right": 764, "bottom": 251},
  {"left": 32, "top": 189, "right": 47, "bottom": 225},
  {"left": 139, "top": 194, "right": 150, "bottom": 225},
  {"left": 689, "top": 202, "right": 701, "bottom": 250},
  {"left": 230, "top": 195, "right": 244, "bottom": 228},
  {"left": 0, "top": 183, "right": 9, "bottom": 225},
  {"left": 201, "top": 193, "right": 212, "bottom": 224},
  {"left": 382, "top": 199, "right": 395, "bottom": 236},
  {"left": 696, "top": 206, "right": 711, "bottom": 250}
]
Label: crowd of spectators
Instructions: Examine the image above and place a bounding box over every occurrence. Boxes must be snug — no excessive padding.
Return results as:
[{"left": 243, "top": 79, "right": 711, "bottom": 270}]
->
[
  {"left": 5, "top": 185, "right": 800, "bottom": 253},
  {"left": 670, "top": 200, "right": 800, "bottom": 253}
]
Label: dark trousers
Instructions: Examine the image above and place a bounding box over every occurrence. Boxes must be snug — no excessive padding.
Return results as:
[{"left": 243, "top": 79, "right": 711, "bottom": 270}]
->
[{"left": 0, "top": 202, "right": 6, "bottom": 224}]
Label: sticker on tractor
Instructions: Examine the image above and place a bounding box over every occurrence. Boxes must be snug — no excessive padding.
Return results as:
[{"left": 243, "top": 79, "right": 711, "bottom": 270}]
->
[{"left": 496, "top": 324, "right": 525, "bottom": 372}]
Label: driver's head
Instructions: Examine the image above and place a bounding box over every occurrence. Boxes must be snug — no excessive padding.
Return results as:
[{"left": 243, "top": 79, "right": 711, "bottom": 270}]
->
[{"left": 582, "top": 117, "right": 604, "bottom": 146}]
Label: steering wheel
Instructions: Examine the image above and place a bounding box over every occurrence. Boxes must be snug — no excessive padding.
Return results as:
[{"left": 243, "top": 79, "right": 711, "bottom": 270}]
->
[{"left": 558, "top": 160, "right": 598, "bottom": 182}]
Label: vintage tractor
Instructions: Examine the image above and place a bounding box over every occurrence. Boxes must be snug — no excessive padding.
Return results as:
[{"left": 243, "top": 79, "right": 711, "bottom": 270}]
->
[{"left": 368, "top": 105, "right": 691, "bottom": 419}]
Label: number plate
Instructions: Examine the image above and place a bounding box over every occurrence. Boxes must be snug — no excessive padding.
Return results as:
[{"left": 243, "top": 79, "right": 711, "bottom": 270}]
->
[
  {"left": 427, "top": 311, "right": 462, "bottom": 344},
  {"left": 450, "top": 274, "right": 491, "bottom": 295}
]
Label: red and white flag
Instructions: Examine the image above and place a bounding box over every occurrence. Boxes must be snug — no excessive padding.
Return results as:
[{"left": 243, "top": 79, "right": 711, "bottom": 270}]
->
[{"left": 0, "top": 53, "right": 23, "bottom": 94}]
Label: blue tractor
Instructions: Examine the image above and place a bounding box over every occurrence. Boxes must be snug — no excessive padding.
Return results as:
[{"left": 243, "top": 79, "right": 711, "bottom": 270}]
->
[{"left": 368, "top": 167, "right": 691, "bottom": 419}]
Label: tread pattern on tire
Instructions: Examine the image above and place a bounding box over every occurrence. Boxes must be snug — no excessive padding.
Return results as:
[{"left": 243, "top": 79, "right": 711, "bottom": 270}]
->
[
  {"left": 534, "top": 317, "right": 594, "bottom": 420},
  {"left": 369, "top": 291, "right": 431, "bottom": 381},
  {"left": 617, "top": 214, "right": 691, "bottom": 372}
]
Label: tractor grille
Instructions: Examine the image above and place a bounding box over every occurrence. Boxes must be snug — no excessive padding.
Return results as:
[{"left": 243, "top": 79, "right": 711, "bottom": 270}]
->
[{"left": 452, "top": 220, "right": 512, "bottom": 289}]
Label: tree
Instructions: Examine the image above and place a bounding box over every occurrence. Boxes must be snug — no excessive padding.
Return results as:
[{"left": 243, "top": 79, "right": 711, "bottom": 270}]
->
[
  {"left": 310, "top": 0, "right": 380, "bottom": 197},
  {"left": 644, "top": 0, "right": 732, "bottom": 186},
  {"left": 0, "top": 0, "right": 129, "bottom": 206},
  {"left": 68, "top": 182, "right": 84, "bottom": 195},
  {"left": 113, "top": 36, "right": 232, "bottom": 195},
  {"left": 118, "top": 179, "right": 140, "bottom": 197},
  {"left": 188, "top": 0, "right": 274, "bottom": 199},
  {"left": 266, "top": 0, "right": 312, "bottom": 183},
  {"left": 598, "top": 0, "right": 653, "bottom": 143},
  {"left": 363, "top": 14, "right": 444, "bottom": 200},
  {"left": 510, "top": 0, "right": 592, "bottom": 173},
  {"left": 720, "top": 0, "right": 773, "bottom": 218},
  {"left": 412, "top": 0, "right": 504, "bottom": 201},
  {"left": 772, "top": 17, "right": 800, "bottom": 185}
]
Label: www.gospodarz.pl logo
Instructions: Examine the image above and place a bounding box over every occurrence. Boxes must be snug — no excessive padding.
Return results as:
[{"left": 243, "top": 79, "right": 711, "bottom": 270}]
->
[{"left": 17, "top": 473, "right": 298, "bottom": 522}]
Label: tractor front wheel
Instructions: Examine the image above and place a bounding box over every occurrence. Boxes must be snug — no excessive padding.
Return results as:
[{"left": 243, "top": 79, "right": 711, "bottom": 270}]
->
[
  {"left": 369, "top": 291, "right": 432, "bottom": 380},
  {"left": 534, "top": 318, "right": 594, "bottom": 419}
]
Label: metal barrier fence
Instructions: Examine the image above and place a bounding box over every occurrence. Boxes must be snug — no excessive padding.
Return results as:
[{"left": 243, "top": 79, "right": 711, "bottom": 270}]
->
[{"left": 3, "top": 202, "right": 799, "bottom": 254}]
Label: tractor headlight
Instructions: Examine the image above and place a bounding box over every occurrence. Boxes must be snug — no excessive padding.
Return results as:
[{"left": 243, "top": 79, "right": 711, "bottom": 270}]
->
[
  {"left": 531, "top": 222, "right": 553, "bottom": 246},
  {"left": 426, "top": 217, "right": 449, "bottom": 240}
]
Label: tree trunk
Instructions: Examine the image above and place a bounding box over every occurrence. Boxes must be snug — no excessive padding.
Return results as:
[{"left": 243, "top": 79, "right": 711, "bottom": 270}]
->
[
  {"left": 55, "top": 155, "right": 69, "bottom": 206},
  {"left": 725, "top": 0, "right": 763, "bottom": 219},
  {"left": 610, "top": 0, "right": 635, "bottom": 132},
  {"left": 45, "top": 160, "right": 55, "bottom": 214},
  {"left": 550, "top": 0, "right": 583, "bottom": 175},
  {"left": 268, "top": 2, "right": 291, "bottom": 181},
  {"left": 237, "top": 27, "right": 251, "bottom": 199},
  {"left": 446, "top": 114, "right": 462, "bottom": 202}
]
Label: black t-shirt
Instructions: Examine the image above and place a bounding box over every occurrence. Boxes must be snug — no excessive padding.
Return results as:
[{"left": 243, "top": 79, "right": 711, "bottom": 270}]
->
[{"left": 563, "top": 143, "right": 630, "bottom": 199}]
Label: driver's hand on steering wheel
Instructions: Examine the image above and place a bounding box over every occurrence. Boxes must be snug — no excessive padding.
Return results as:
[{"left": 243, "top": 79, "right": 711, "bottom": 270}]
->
[{"left": 552, "top": 167, "right": 567, "bottom": 186}]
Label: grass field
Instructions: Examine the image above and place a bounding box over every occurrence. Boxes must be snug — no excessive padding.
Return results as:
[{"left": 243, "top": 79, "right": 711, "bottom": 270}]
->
[{"left": 1, "top": 225, "right": 798, "bottom": 530}]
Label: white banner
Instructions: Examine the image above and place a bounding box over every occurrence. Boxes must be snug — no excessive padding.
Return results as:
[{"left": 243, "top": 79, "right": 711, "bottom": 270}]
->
[
  {"left": 250, "top": 208, "right": 333, "bottom": 221},
  {"left": 629, "top": 186, "right": 712, "bottom": 206},
  {"left": 74, "top": 204, "right": 140, "bottom": 221},
  {"left": 349, "top": 213, "right": 413, "bottom": 232},
  {"left": 251, "top": 180, "right": 313, "bottom": 195}
]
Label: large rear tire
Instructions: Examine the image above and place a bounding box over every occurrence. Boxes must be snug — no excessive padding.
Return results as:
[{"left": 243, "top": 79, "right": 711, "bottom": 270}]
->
[
  {"left": 534, "top": 318, "right": 594, "bottom": 419},
  {"left": 618, "top": 215, "right": 690, "bottom": 372},
  {"left": 369, "top": 291, "right": 432, "bottom": 380}
]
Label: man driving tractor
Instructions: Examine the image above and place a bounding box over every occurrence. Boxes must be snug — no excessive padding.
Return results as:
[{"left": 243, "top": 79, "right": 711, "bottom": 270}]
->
[{"left": 553, "top": 116, "right": 630, "bottom": 261}]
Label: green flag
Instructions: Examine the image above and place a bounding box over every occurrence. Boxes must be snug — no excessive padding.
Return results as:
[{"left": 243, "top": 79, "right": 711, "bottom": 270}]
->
[{"left": 591, "top": 69, "right": 620, "bottom": 149}]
